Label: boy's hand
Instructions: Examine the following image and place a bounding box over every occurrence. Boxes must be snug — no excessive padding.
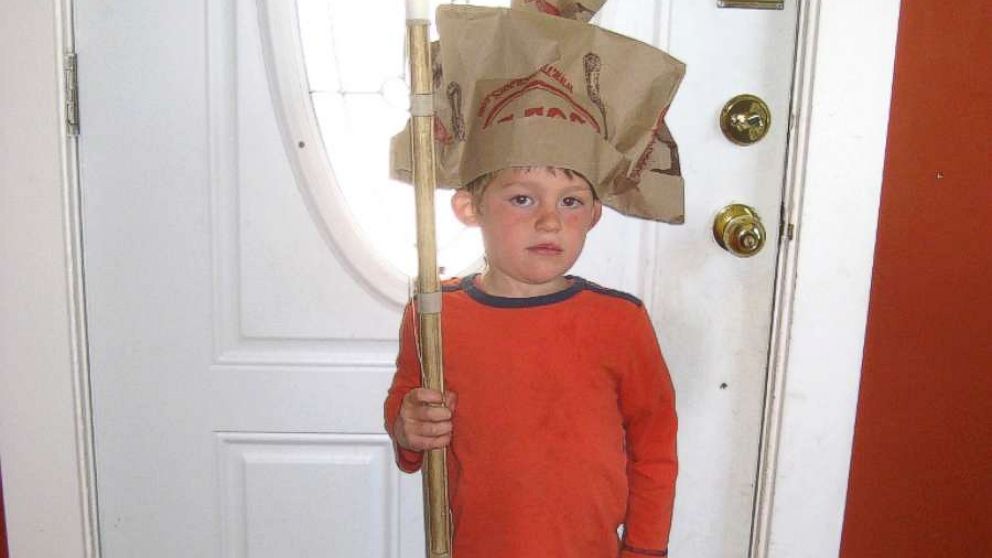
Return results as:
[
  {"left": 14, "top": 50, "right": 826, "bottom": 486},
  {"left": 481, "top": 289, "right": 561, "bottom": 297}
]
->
[{"left": 393, "top": 388, "right": 457, "bottom": 451}]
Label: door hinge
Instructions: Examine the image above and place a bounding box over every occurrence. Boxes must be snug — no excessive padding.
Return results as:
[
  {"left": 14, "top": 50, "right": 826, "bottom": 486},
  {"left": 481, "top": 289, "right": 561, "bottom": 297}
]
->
[
  {"left": 778, "top": 202, "right": 795, "bottom": 241},
  {"left": 65, "top": 52, "right": 79, "bottom": 136}
]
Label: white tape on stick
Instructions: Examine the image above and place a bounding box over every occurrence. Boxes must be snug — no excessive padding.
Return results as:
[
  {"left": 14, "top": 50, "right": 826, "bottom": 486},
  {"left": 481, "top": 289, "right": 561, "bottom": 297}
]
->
[
  {"left": 410, "top": 93, "right": 434, "bottom": 116},
  {"left": 416, "top": 291, "right": 442, "bottom": 314},
  {"left": 406, "top": 0, "right": 430, "bottom": 20}
]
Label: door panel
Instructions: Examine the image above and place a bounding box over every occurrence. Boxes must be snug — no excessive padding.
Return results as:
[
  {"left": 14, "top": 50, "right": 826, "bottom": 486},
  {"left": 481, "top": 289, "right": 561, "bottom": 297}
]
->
[
  {"left": 217, "top": 433, "right": 396, "bottom": 557},
  {"left": 657, "top": 2, "right": 798, "bottom": 552},
  {"left": 79, "top": 0, "right": 797, "bottom": 556}
]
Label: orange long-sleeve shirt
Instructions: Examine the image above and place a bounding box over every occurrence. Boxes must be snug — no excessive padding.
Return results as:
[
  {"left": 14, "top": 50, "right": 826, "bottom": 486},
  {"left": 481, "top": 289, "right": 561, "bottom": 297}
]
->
[{"left": 384, "top": 275, "right": 677, "bottom": 557}]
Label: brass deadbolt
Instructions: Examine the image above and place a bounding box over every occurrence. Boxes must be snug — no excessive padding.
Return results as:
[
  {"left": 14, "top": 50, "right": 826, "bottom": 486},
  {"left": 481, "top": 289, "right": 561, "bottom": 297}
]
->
[
  {"left": 720, "top": 94, "right": 771, "bottom": 145},
  {"left": 713, "top": 204, "right": 766, "bottom": 258}
]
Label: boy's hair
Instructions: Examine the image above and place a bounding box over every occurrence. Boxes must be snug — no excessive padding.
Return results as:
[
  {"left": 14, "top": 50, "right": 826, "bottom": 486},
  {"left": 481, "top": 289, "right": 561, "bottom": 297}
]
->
[{"left": 462, "top": 166, "right": 596, "bottom": 210}]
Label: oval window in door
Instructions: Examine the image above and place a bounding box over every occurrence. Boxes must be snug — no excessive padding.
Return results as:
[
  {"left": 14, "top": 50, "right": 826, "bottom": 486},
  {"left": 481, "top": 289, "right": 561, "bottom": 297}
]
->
[{"left": 260, "top": 1, "right": 508, "bottom": 305}]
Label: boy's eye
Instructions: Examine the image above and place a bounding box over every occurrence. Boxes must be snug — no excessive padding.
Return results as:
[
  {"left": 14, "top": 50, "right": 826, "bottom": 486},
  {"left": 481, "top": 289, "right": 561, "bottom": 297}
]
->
[
  {"left": 509, "top": 195, "right": 533, "bottom": 207},
  {"left": 561, "top": 196, "right": 585, "bottom": 208}
]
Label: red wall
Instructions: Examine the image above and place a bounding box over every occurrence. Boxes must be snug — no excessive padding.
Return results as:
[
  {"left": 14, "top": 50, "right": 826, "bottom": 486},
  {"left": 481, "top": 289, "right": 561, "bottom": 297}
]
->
[{"left": 840, "top": 2, "right": 992, "bottom": 556}]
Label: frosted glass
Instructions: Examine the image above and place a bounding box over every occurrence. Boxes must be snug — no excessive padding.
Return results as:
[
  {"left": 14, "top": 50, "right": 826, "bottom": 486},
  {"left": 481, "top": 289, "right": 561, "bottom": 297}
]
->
[{"left": 297, "top": 1, "right": 514, "bottom": 278}]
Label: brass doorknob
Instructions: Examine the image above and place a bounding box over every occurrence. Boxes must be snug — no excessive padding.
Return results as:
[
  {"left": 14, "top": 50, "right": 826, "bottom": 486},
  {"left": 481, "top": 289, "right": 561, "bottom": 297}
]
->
[
  {"left": 720, "top": 94, "right": 771, "bottom": 145},
  {"left": 713, "top": 204, "right": 766, "bottom": 257}
]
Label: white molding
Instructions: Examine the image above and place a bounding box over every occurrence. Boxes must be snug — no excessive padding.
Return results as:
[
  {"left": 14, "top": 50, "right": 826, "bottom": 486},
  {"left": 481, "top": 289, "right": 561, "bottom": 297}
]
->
[
  {"left": 207, "top": 0, "right": 400, "bottom": 368},
  {"left": 0, "top": 0, "right": 99, "bottom": 556},
  {"left": 756, "top": 1, "right": 902, "bottom": 557},
  {"left": 635, "top": 0, "right": 675, "bottom": 310},
  {"left": 255, "top": 0, "right": 409, "bottom": 307},
  {"left": 206, "top": 0, "right": 407, "bottom": 370},
  {"left": 749, "top": 1, "right": 819, "bottom": 554},
  {"left": 60, "top": 0, "right": 101, "bottom": 551},
  {"left": 207, "top": 0, "right": 244, "bottom": 365},
  {"left": 211, "top": 340, "right": 399, "bottom": 369},
  {"left": 215, "top": 432, "right": 399, "bottom": 558}
]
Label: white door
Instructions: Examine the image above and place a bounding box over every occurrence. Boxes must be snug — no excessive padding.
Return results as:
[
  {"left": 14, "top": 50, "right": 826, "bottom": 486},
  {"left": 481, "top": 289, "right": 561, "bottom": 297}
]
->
[{"left": 78, "top": 0, "right": 798, "bottom": 556}]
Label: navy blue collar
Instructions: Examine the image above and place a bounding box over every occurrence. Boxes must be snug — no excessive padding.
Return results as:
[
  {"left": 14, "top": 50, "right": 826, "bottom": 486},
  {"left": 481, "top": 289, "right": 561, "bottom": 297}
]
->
[{"left": 459, "top": 273, "right": 586, "bottom": 308}]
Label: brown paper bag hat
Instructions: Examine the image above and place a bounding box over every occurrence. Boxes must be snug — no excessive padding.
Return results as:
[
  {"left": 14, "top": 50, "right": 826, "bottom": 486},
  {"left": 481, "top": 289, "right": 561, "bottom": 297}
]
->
[
  {"left": 391, "top": 1, "right": 686, "bottom": 223},
  {"left": 511, "top": 0, "right": 608, "bottom": 23}
]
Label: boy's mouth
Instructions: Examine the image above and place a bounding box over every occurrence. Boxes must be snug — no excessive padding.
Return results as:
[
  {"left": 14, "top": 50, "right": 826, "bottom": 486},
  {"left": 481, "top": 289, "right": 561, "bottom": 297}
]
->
[{"left": 527, "top": 243, "right": 564, "bottom": 255}]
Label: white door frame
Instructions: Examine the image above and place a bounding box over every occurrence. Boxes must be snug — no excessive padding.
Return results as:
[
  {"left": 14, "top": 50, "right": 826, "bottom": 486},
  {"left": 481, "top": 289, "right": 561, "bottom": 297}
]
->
[
  {"left": 754, "top": 2, "right": 901, "bottom": 555},
  {"left": 0, "top": 1, "right": 899, "bottom": 557}
]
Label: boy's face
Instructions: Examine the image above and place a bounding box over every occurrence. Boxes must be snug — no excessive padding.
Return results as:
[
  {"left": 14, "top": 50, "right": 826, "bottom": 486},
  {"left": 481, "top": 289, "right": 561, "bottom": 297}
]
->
[{"left": 452, "top": 168, "right": 602, "bottom": 295}]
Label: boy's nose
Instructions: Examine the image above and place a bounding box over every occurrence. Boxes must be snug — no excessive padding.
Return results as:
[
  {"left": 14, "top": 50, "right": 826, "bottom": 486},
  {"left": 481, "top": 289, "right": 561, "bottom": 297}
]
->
[{"left": 535, "top": 208, "right": 563, "bottom": 232}]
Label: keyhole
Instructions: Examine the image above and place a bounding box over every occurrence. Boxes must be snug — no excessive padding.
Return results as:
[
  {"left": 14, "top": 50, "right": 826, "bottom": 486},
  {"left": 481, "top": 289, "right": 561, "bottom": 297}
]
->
[{"left": 740, "top": 231, "right": 758, "bottom": 250}]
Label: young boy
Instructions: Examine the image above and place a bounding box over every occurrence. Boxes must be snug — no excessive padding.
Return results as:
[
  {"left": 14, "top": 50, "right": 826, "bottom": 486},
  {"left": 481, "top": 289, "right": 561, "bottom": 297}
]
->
[
  {"left": 385, "top": 3, "right": 685, "bottom": 556},
  {"left": 385, "top": 166, "right": 677, "bottom": 557}
]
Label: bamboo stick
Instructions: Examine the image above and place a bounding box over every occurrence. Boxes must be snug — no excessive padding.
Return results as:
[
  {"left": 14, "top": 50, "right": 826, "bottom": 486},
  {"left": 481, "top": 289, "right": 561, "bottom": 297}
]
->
[{"left": 406, "top": 12, "right": 453, "bottom": 558}]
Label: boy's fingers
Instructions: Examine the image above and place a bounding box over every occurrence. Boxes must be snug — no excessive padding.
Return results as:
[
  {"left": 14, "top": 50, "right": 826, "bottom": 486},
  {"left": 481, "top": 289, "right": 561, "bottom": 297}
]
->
[
  {"left": 420, "top": 404, "right": 452, "bottom": 422},
  {"left": 394, "top": 388, "right": 454, "bottom": 450},
  {"left": 399, "top": 414, "right": 452, "bottom": 436},
  {"left": 431, "top": 434, "right": 452, "bottom": 449},
  {"left": 392, "top": 419, "right": 412, "bottom": 449},
  {"left": 418, "top": 434, "right": 452, "bottom": 450},
  {"left": 406, "top": 417, "right": 452, "bottom": 437},
  {"left": 408, "top": 387, "right": 444, "bottom": 405},
  {"left": 421, "top": 420, "right": 452, "bottom": 437},
  {"left": 406, "top": 433, "right": 452, "bottom": 451},
  {"left": 401, "top": 403, "right": 448, "bottom": 422},
  {"left": 402, "top": 389, "right": 453, "bottom": 422}
]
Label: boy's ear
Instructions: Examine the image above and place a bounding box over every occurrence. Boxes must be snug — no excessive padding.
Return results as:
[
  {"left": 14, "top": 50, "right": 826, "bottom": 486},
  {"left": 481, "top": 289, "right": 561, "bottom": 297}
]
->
[
  {"left": 589, "top": 200, "right": 603, "bottom": 229},
  {"left": 451, "top": 190, "right": 480, "bottom": 226}
]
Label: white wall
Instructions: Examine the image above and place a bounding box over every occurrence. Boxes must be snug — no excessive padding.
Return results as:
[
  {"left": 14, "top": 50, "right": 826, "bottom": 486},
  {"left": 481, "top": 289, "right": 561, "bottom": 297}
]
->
[
  {"left": 0, "top": 0, "right": 90, "bottom": 556},
  {"left": 765, "top": 1, "right": 901, "bottom": 556}
]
